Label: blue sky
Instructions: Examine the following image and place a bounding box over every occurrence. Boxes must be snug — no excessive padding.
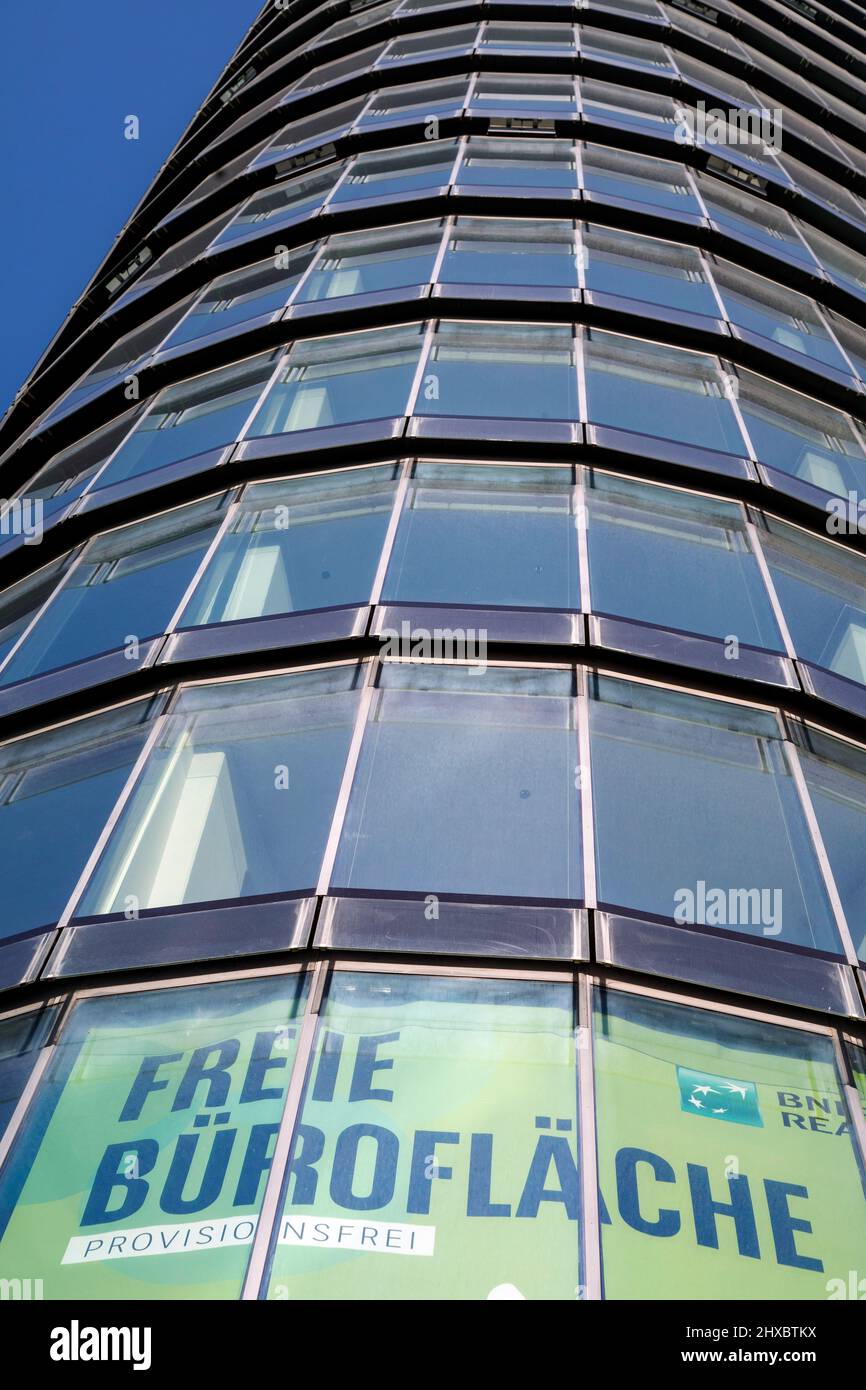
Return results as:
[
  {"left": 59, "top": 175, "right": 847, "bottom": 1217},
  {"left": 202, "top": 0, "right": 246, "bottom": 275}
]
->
[{"left": 0, "top": 0, "right": 264, "bottom": 417}]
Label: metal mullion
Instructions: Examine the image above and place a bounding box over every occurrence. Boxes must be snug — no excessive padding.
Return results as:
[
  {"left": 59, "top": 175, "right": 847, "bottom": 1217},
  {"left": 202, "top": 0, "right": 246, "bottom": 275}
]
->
[
  {"left": 0, "top": 1044, "right": 54, "bottom": 1177},
  {"left": 784, "top": 737, "right": 863, "bottom": 977},
  {"left": 369, "top": 460, "right": 412, "bottom": 604},
  {"left": 697, "top": 246, "right": 730, "bottom": 325},
  {"left": 146, "top": 269, "right": 228, "bottom": 357},
  {"left": 232, "top": 348, "right": 294, "bottom": 446},
  {"left": 744, "top": 517, "right": 799, "bottom": 663},
  {"left": 353, "top": 90, "right": 379, "bottom": 127},
  {"left": 161, "top": 492, "right": 245, "bottom": 639},
  {"left": 574, "top": 217, "right": 586, "bottom": 292},
  {"left": 321, "top": 153, "right": 358, "bottom": 210},
  {"left": 574, "top": 321, "right": 587, "bottom": 429},
  {"left": 576, "top": 971, "right": 602, "bottom": 1301},
  {"left": 576, "top": 665, "right": 596, "bottom": 911},
  {"left": 572, "top": 134, "right": 586, "bottom": 193},
  {"left": 449, "top": 134, "right": 469, "bottom": 189},
  {"left": 403, "top": 319, "right": 437, "bottom": 418},
  {"left": 0, "top": 546, "right": 88, "bottom": 682},
  {"left": 315, "top": 656, "right": 379, "bottom": 896},
  {"left": 830, "top": 1029, "right": 866, "bottom": 1184},
  {"left": 75, "top": 401, "right": 159, "bottom": 502},
  {"left": 683, "top": 162, "right": 710, "bottom": 220},
  {"left": 283, "top": 234, "right": 329, "bottom": 308},
  {"left": 428, "top": 216, "right": 454, "bottom": 290},
  {"left": 463, "top": 71, "right": 479, "bottom": 115},
  {"left": 241, "top": 958, "right": 330, "bottom": 1300},
  {"left": 51, "top": 706, "right": 173, "bottom": 941},
  {"left": 812, "top": 301, "right": 862, "bottom": 383},
  {"left": 574, "top": 464, "right": 591, "bottom": 618},
  {"left": 720, "top": 361, "right": 759, "bottom": 466},
  {"left": 787, "top": 215, "right": 825, "bottom": 274}
]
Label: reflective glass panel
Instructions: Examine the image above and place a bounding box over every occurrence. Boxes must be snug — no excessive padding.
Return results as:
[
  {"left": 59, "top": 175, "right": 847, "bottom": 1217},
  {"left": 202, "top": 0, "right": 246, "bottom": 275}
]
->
[
  {"left": 0, "top": 499, "right": 225, "bottom": 686},
  {"left": 589, "top": 677, "right": 840, "bottom": 951},
  {"left": 762, "top": 518, "right": 866, "bottom": 685},
  {"left": 96, "top": 357, "right": 277, "bottom": 490},
  {"left": 584, "top": 226, "right": 717, "bottom": 315},
  {"left": 0, "top": 701, "right": 155, "bottom": 938},
  {"left": 586, "top": 473, "right": 782, "bottom": 647},
  {"left": 297, "top": 223, "right": 440, "bottom": 302},
  {"left": 0, "top": 973, "right": 308, "bottom": 1298},
  {"left": 383, "top": 462, "right": 579, "bottom": 608},
  {"left": 249, "top": 327, "right": 421, "bottom": 434},
  {"left": 584, "top": 331, "right": 745, "bottom": 455},
  {"left": 79, "top": 667, "right": 362, "bottom": 914},
  {"left": 440, "top": 218, "right": 578, "bottom": 288},
  {"left": 181, "top": 466, "right": 398, "bottom": 625},
  {"left": 420, "top": 322, "right": 578, "bottom": 421},
  {"left": 265, "top": 970, "right": 580, "bottom": 1300},
  {"left": 333, "top": 663, "right": 582, "bottom": 899},
  {"left": 594, "top": 988, "right": 866, "bottom": 1297}
]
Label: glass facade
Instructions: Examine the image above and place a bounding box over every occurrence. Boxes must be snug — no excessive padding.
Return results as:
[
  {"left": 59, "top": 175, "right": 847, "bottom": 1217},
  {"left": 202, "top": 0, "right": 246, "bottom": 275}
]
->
[{"left": 3, "top": 0, "right": 866, "bottom": 1307}]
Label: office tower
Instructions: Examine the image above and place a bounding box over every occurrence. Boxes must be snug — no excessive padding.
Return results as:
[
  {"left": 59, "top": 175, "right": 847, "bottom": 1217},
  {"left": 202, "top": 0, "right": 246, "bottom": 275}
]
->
[{"left": 2, "top": 0, "right": 866, "bottom": 1301}]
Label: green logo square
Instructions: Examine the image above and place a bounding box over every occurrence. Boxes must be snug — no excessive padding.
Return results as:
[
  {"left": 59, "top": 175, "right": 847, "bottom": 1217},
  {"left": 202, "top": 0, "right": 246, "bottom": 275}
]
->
[{"left": 676, "top": 1066, "right": 763, "bottom": 1127}]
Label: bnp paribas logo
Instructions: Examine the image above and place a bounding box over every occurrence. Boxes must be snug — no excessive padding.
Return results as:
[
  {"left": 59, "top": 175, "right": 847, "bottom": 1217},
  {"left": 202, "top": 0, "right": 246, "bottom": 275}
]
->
[{"left": 676, "top": 1066, "right": 763, "bottom": 1128}]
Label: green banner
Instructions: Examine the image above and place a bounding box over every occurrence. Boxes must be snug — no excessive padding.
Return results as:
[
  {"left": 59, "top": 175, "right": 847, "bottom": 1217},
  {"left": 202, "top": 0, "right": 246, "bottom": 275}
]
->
[
  {"left": 595, "top": 989, "right": 866, "bottom": 1299},
  {"left": 267, "top": 972, "right": 580, "bottom": 1300},
  {"left": 0, "top": 973, "right": 307, "bottom": 1300}
]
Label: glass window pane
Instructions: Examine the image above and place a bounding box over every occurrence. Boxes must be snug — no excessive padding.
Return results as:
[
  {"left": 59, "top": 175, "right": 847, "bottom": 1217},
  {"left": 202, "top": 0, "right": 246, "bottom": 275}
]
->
[
  {"left": 382, "top": 27, "right": 476, "bottom": 59},
  {"left": 264, "top": 970, "right": 580, "bottom": 1300},
  {"left": 420, "top": 321, "right": 578, "bottom": 421},
  {"left": 594, "top": 988, "right": 866, "bottom": 1297},
  {"left": 587, "top": 473, "right": 782, "bottom": 648},
  {"left": 584, "top": 330, "right": 745, "bottom": 455},
  {"left": 384, "top": 462, "right": 578, "bottom": 608},
  {"left": 0, "top": 499, "right": 226, "bottom": 687},
  {"left": 580, "top": 27, "right": 675, "bottom": 72},
  {"left": 737, "top": 371, "right": 866, "bottom": 497},
  {"left": 333, "top": 663, "right": 582, "bottom": 899},
  {"left": 763, "top": 518, "right": 866, "bottom": 685},
  {"left": 96, "top": 356, "right": 277, "bottom": 491},
  {"left": 164, "top": 255, "right": 315, "bottom": 350},
  {"left": 698, "top": 176, "right": 815, "bottom": 266},
  {"left": 481, "top": 22, "right": 577, "bottom": 51},
  {"left": 583, "top": 145, "right": 699, "bottom": 215},
  {"left": 589, "top": 676, "right": 840, "bottom": 951},
  {"left": 0, "top": 973, "right": 308, "bottom": 1299},
  {"left": 0, "top": 1007, "right": 57, "bottom": 1141},
  {"left": 584, "top": 225, "right": 717, "bottom": 316},
  {"left": 458, "top": 138, "right": 579, "bottom": 190},
  {"left": 713, "top": 261, "right": 846, "bottom": 371},
  {"left": 297, "top": 223, "right": 440, "bottom": 303},
  {"left": 331, "top": 143, "right": 456, "bottom": 203},
  {"left": 359, "top": 79, "right": 467, "bottom": 125},
  {"left": 441, "top": 217, "right": 578, "bottom": 288},
  {"left": 581, "top": 79, "right": 678, "bottom": 134},
  {"left": 249, "top": 326, "right": 422, "bottom": 434},
  {"left": 799, "top": 727, "right": 866, "bottom": 963},
  {"left": 0, "top": 701, "right": 155, "bottom": 938},
  {"left": 181, "top": 466, "right": 399, "bottom": 625},
  {"left": 212, "top": 168, "right": 340, "bottom": 246},
  {"left": 0, "top": 556, "right": 73, "bottom": 671},
  {"left": 471, "top": 73, "right": 578, "bottom": 116},
  {"left": 801, "top": 223, "right": 866, "bottom": 301},
  {"left": 79, "top": 667, "right": 362, "bottom": 915}
]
